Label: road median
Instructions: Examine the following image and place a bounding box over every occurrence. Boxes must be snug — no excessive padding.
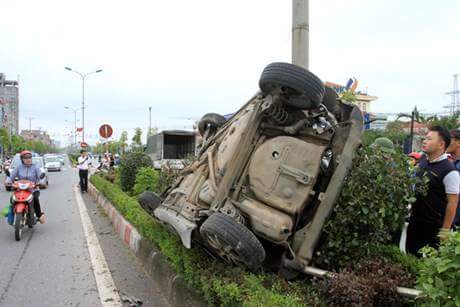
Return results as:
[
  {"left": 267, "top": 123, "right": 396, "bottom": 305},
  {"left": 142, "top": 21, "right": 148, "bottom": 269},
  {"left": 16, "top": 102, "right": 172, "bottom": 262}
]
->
[{"left": 88, "top": 174, "right": 323, "bottom": 306}]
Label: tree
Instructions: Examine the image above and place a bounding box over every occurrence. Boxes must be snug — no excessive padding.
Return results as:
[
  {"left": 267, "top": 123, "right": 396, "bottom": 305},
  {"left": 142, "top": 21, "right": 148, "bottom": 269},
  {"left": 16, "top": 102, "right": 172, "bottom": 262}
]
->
[
  {"left": 11, "top": 135, "right": 25, "bottom": 153},
  {"left": 0, "top": 128, "right": 10, "bottom": 154},
  {"left": 119, "top": 131, "right": 128, "bottom": 154},
  {"left": 108, "top": 141, "right": 120, "bottom": 154},
  {"left": 429, "top": 111, "right": 460, "bottom": 130},
  {"left": 385, "top": 121, "right": 405, "bottom": 134},
  {"left": 131, "top": 128, "right": 143, "bottom": 152}
]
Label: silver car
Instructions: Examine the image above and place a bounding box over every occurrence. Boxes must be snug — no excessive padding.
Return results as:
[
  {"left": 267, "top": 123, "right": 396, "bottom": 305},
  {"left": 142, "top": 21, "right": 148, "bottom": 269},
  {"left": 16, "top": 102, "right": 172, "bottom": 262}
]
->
[
  {"left": 44, "top": 156, "right": 61, "bottom": 172},
  {"left": 33, "top": 156, "right": 49, "bottom": 189}
]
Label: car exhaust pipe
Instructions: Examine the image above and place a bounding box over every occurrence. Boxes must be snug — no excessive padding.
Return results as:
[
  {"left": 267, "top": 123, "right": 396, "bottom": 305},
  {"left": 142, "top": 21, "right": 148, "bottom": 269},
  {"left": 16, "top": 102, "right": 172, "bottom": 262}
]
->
[{"left": 303, "top": 266, "right": 422, "bottom": 298}]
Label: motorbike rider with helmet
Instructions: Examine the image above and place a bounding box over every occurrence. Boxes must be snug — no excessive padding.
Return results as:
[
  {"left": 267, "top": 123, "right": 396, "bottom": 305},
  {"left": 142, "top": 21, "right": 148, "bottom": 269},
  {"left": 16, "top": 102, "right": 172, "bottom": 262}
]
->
[{"left": 6, "top": 150, "right": 45, "bottom": 224}]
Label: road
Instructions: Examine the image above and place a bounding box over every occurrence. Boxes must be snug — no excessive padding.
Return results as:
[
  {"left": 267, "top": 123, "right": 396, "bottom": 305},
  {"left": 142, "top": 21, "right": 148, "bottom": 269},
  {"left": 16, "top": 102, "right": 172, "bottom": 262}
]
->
[{"left": 0, "top": 160, "right": 169, "bottom": 307}]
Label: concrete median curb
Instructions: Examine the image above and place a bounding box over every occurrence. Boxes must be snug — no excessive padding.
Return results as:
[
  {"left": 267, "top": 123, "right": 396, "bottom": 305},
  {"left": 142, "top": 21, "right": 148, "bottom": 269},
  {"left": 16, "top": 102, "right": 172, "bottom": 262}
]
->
[{"left": 87, "top": 183, "right": 206, "bottom": 307}]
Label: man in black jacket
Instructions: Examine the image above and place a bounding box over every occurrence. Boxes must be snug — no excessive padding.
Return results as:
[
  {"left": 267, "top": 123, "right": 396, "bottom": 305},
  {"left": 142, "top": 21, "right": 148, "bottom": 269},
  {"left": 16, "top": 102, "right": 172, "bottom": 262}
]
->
[{"left": 406, "top": 126, "right": 459, "bottom": 257}]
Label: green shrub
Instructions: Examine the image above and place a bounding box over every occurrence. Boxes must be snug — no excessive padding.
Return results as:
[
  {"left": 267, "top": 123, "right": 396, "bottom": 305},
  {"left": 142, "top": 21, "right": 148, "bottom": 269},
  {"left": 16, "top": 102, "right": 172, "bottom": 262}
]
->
[
  {"left": 362, "top": 129, "right": 408, "bottom": 147},
  {"left": 416, "top": 231, "right": 460, "bottom": 306},
  {"left": 132, "top": 167, "right": 160, "bottom": 196},
  {"left": 314, "top": 146, "right": 426, "bottom": 269},
  {"left": 68, "top": 153, "right": 79, "bottom": 166},
  {"left": 119, "top": 152, "right": 152, "bottom": 192},
  {"left": 90, "top": 175, "right": 323, "bottom": 306}
]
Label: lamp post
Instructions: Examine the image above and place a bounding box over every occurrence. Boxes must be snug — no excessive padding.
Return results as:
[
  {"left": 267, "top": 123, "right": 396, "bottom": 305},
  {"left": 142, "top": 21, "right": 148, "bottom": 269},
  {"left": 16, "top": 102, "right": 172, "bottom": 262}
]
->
[
  {"left": 64, "top": 106, "right": 79, "bottom": 147},
  {"left": 64, "top": 67, "right": 103, "bottom": 144}
]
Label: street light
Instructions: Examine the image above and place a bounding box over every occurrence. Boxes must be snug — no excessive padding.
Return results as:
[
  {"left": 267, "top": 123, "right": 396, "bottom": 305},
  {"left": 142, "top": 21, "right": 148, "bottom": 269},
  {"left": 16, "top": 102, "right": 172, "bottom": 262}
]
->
[
  {"left": 64, "top": 106, "right": 79, "bottom": 147},
  {"left": 64, "top": 67, "right": 103, "bottom": 144}
]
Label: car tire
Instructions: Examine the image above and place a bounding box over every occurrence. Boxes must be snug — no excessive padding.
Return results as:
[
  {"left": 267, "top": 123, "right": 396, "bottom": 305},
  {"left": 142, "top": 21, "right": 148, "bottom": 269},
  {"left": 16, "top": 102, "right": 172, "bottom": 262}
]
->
[
  {"left": 5, "top": 187, "right": 11, "bottom": 191},
  {"left": 200, "top": 212, "right": 265, "bottom": 271},
  {"left": 138, "top": 191, "right": 162, "bottom": 215},
  {"left": 198, "top": 113, "right": 226, "bottom": 136},
  {"left": 259, "top": 62, "right": 325, "bottom": 109}
]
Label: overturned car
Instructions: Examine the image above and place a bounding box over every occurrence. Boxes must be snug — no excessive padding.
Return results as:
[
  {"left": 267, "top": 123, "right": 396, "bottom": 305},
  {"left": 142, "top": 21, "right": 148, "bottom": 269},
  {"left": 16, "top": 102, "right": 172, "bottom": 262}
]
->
[{"left": 139, "top": 63, "right": 363, "bottom": 274}]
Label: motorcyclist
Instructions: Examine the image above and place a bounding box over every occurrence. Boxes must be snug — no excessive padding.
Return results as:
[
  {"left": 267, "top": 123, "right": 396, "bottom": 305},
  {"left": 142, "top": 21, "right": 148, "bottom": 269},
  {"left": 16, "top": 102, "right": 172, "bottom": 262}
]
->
[{"left": 6, "top": 150, "right": 45, "bottom": 224}]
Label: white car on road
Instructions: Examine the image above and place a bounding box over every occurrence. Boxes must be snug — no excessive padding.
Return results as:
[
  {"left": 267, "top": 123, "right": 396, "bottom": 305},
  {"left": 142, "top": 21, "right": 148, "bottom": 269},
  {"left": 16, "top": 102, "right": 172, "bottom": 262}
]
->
[{"left": 44, "top": 156, "right": 61, "bottom": 172}]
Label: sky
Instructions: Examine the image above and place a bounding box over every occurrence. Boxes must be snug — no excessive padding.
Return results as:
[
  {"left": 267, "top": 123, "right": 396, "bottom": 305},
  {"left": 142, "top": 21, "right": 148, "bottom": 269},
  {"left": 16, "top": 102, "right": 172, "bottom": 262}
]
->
[{"left": 1, "top": 0, "right": 459, "bottom": 146}]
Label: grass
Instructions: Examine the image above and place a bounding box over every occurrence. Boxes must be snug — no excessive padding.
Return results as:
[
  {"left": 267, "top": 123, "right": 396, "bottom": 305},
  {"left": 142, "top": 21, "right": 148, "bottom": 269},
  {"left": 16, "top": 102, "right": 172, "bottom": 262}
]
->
[{"left": 90, "top": 174, "right": 324, "bottom": 307}]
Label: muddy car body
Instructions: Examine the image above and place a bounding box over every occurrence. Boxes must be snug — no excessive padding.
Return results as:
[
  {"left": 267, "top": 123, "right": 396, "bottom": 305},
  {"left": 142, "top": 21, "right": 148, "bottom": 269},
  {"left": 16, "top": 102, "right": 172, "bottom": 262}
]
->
[{"left": 140, "top": 63, "right": 363, "bottom": 273}]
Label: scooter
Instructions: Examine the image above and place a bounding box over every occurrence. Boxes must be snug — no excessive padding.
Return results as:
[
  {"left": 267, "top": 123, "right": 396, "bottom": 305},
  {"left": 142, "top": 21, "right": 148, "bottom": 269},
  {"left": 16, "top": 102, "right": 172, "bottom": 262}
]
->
[{"left": 10, "top": 180, "right": 36, "bottom": 241}]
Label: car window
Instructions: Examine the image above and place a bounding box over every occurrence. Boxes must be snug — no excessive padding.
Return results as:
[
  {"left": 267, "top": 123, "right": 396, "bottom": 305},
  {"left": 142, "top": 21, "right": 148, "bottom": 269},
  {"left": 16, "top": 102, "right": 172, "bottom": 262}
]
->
[{"left": 45, "top": 157, "right": 58, "bottom": 163}]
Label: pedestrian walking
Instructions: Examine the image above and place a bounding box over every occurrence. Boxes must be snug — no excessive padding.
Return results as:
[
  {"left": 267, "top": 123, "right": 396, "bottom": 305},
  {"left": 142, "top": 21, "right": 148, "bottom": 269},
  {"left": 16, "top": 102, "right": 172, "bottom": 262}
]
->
[
  {"left": 78, "top": 149, "right": 91, "bottom": 193},
  {"left": 447, "top": 128, "right": 460, "bottom": 228},
  {"left": 406, "top": 126, "right": 459, "bottom": 257}
]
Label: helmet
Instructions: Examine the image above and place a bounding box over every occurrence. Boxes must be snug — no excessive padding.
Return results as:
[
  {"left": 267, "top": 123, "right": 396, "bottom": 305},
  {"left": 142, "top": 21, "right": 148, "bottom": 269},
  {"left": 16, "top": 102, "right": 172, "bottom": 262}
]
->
[
  {"left": 408, "top": 152, "right": 422, "bottom": 160},
  {"left": 371, "top": 137, "right": 395, "bottom": 154},
  {"left": 20, "top": 150, "right": 32, "bottom": 159}
]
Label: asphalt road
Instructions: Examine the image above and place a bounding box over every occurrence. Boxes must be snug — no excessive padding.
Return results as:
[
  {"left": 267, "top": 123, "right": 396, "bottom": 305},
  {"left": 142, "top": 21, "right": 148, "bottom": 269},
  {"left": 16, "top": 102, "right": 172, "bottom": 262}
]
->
[{"left": 0, "top": 160, "right": 168, "bottom": 307}]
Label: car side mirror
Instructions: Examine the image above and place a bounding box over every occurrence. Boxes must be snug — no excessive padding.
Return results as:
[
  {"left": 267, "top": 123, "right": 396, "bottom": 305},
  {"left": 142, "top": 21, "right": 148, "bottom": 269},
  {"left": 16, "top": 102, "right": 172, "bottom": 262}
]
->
[{"left": 40, "top": 173, "right": 46, "bottom": 179}]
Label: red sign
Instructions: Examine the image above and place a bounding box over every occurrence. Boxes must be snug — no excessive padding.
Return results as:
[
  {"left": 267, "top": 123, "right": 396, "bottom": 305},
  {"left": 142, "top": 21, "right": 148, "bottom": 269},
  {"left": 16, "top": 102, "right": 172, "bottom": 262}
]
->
[
  {"left": 99, "top": 124, "right": 113, "bottom": 138},
  {"left": 76, "top": 127, "right": 83, "bottom": 132},
  {"left": 80, "top": 142, "right": 89, "bottom": 148}
]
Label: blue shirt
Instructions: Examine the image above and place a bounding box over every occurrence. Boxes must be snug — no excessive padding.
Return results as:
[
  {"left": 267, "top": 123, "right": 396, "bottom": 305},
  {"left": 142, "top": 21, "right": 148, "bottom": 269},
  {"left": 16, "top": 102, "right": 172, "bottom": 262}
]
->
[{"left": 7, "top": 163, "right": 42, "bottom": 186}]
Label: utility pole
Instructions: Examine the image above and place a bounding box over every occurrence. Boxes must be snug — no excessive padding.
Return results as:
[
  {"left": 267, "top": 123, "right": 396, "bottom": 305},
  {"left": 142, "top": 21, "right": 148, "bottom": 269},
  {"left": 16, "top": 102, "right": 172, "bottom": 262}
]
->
[
  {"left": 409, "top": 107, "right": 416, "bottom": 152},
  {"left": 148, "top": 107, "right": 152, "bottom": 137},
  {"left": 26, "top": 117, "right": 34, "bottom": 131},
  {"left": 292, "top": 0, "right": 309, "bottom": 69},
  {"left": 445, "top": 74, "right": 460, "bottom": 116}
]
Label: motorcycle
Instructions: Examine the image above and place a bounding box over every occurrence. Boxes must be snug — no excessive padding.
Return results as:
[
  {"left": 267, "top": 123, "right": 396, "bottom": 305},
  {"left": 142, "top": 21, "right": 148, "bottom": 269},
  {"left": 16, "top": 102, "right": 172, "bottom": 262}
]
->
[{"left": 10, "top": 180, "right": 36, "bottom": 241}]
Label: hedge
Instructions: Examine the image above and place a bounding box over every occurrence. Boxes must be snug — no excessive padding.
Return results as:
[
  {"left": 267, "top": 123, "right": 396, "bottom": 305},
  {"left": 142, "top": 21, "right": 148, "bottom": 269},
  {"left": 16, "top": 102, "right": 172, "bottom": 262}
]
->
[{"left": 90, "top": 175, "right": 324, "bottom": 306}]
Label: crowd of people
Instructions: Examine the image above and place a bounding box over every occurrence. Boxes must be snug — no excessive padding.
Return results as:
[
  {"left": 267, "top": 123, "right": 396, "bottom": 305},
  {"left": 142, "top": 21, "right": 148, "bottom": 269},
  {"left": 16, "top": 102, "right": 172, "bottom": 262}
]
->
[{"left": 373, "top": 126, "right": 460, "bottom": 257}]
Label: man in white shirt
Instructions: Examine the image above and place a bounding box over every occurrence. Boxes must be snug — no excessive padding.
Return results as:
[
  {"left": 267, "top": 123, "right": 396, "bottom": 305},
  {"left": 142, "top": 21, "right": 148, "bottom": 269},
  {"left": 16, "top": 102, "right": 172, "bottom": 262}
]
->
[{"left": 77, "top": 149, "right": 91, "bottom": 193}]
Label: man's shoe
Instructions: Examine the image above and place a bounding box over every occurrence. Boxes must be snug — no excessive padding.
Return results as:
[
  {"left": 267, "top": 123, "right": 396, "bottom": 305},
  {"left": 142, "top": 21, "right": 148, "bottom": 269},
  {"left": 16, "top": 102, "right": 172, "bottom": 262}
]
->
[{"left": 39, "top": 214, "right": 45, "bottom": 224}]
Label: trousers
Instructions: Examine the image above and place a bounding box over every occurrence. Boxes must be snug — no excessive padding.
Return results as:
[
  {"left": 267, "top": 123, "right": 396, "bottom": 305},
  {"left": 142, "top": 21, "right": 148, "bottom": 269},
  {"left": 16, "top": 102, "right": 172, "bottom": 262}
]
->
[{"left": 79, "top": 169, "right": 89, "bottom": 192}]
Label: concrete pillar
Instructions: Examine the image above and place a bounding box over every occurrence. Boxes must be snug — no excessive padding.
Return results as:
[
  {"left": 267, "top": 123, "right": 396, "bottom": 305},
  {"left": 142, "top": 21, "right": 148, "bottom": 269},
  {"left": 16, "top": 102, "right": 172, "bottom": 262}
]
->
[{"left": 292, "top": 0, "right": 309, "bottom": 69}]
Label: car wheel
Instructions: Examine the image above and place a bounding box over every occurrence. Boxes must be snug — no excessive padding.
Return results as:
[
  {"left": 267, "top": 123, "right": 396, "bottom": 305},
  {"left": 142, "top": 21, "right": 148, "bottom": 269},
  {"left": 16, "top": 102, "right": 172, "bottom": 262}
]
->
[
  {"left": 259, "top": 62, "right": 325, "bottom": 109},
  {"left": 198, "top": 113, "right": 226, "bottom": 136},
  {"left": 138, "top": 191, "right": 162, "bottom": 215},
  {"left": 5, "top": 186, "right": 11, "bottom": 191},
  {"left": 200, "top": 212, "right": 265, "bottom": 271}
]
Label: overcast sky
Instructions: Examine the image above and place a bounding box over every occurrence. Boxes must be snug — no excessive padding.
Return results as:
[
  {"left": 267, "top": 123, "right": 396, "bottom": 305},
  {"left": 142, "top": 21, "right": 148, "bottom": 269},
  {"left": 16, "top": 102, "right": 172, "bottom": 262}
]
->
[{"left": 1, "top": 0, "right": 459, "bottom": 146}]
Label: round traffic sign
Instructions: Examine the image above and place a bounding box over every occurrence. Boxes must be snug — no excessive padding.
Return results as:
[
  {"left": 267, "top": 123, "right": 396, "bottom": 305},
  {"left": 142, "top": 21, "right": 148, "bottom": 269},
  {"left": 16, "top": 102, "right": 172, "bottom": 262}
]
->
[
  {"left": 99, "top": 124, "right": 113, "bottom": 138},
  {"left": 80, "top": 142, "right": 89, "bottom": 148}
]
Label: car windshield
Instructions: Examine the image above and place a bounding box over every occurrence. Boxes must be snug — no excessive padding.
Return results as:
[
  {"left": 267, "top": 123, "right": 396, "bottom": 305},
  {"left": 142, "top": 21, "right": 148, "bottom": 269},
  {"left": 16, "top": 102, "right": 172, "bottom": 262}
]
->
[
  {"left": 32, "top": 158, "right": 44, "bottom": 168},
  {"left": 45, "top": 157, "right": 58, "bottom": 163}
]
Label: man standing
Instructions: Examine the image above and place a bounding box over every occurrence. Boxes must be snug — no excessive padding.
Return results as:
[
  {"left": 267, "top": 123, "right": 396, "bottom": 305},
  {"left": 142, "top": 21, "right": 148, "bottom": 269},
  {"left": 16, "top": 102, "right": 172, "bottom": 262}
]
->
[
  {"left": 78, "top": 149, "right": 91, "bottom": 193},
  {"left": 406, "top": 126, "right": 459, "bottom": 257},
  {"left": 447, "top": 129, "right": 460, "bottom": 227}
]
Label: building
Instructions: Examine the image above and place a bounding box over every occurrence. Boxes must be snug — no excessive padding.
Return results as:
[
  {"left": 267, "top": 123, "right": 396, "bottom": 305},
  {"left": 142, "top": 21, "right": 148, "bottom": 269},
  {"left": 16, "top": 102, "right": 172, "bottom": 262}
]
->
[
  {"left": 0, "top": 73, "right": 19, "bottom": 135},
  {"left": 20, "top": 130, "right": 53, "bottom": 146}
]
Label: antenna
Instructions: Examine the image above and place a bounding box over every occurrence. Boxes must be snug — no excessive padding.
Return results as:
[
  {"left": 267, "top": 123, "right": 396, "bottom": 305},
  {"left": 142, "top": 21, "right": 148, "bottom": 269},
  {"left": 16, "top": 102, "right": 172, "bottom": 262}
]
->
[{"left": 445, "top": 74, "right": 460, "bottom": 115}]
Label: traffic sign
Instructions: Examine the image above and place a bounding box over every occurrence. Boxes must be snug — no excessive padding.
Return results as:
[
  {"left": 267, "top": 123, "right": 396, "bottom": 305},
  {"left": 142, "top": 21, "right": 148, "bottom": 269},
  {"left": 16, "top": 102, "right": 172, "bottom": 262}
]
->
[
  {"left": 80, "top": 142, "right": 89, "bottom": 148},
  {"left": 99, "top": 124, "right": 113, "bottom": 138}
]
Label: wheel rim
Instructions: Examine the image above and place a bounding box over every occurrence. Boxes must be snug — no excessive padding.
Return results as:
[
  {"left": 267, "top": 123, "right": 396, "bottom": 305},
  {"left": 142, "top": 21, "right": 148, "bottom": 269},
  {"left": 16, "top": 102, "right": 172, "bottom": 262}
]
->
[{"left": 205, "top": 233, "right": 244, "bottom": 266}]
